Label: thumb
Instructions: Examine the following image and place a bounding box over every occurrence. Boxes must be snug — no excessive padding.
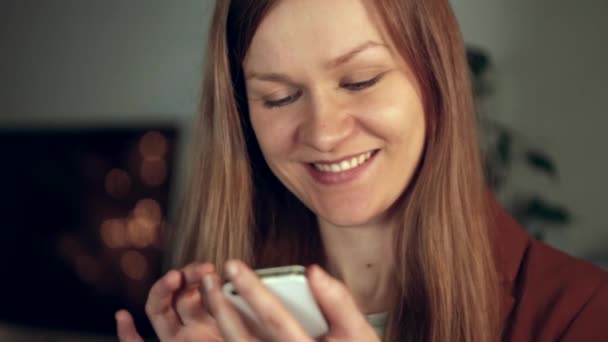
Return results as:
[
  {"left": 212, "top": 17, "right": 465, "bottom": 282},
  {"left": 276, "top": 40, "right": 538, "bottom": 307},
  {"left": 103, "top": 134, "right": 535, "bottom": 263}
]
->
[
  {"left": 307, "top": 265, "right": 370, "bottom": 336},
  {"left": 116, "top": 309, "right": 144, "bottom": 342}
]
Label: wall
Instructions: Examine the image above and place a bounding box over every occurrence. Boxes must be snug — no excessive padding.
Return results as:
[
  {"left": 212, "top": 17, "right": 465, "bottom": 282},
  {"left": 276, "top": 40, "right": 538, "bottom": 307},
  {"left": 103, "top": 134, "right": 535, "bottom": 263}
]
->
[{"left": 0, "top": 0, "right": 211, "bottom": 127}]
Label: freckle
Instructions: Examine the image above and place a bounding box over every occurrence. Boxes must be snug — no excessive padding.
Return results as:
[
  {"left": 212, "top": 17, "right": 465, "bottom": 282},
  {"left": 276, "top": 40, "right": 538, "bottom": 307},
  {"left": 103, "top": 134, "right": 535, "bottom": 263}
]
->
[{"left": 366, "top": 264, "right": 372, "bottom": 268}]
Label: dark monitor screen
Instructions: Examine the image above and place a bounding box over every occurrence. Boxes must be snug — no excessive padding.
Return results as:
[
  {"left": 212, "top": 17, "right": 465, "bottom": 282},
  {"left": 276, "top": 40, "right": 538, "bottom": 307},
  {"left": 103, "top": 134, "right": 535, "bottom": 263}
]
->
[{"left": 0, "top": 126, "right": 179, "bottom": 338}]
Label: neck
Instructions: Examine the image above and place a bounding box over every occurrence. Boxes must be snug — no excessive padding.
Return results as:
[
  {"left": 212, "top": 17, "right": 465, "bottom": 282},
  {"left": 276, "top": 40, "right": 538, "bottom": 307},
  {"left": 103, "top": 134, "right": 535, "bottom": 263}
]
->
[{"left": 318, "top": 216, "right": 396, "bottom": 315}]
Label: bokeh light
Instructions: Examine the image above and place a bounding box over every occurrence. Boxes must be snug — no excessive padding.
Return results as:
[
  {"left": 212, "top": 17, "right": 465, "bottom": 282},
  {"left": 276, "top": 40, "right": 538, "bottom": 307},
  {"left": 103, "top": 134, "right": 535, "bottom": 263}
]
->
[
  {"left": 126, "top": 217, "right": 157, "bottom": 248},
  {"left": 138, "top": 131, "right": 168, "bottom": 161},
  {"left": 140, "top": 159, "right": 167, "bottom": 186},
  {"left": 120, "top": 250, "right": 148, "bottom": 280},
  {"left": 104, "top": 168, "right": 131, "bottom": 199},
  {"left": 126, "top": 199, "right": 161, "bottom": 248},
  {"left": 134, "top": 198, "right": 162, "bottom": 223},
  {"left": 100, "top": 219, "right": 127, "bottom": 248}
]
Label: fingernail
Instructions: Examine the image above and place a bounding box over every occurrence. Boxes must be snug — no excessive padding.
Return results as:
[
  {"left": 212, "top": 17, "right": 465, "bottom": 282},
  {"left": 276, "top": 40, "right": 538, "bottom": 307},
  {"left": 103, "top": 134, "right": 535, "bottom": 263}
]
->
[
  {"left": 204, "top": 274, "right": 214, "bottom": 291},
  {"left": 225, "top": 261, "right": 239, "bottom": 279}
]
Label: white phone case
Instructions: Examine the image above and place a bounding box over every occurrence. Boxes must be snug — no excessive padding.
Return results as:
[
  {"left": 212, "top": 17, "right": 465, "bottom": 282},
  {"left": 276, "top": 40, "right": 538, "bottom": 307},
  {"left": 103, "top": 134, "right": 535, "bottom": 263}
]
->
[{"left": 221, "top": 265, "right": 329, "bottom": 338}]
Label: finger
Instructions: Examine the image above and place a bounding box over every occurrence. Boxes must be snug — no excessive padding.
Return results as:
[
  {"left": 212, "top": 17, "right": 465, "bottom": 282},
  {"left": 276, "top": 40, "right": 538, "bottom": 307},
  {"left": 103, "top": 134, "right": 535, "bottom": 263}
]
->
[
  {"left": 175, "top": 263, "right": 215, "bottom": 324},
  {"left": 115, "top": 310, "right": 144, "bottom": 342},
  {"left": 224, "top": 260, "right": 312, "bottom": 341},
  {"left": 203, "top": 272, "right": 256, "bottom": 342},
  {"left": 307, "top": 265, "right": 372, "bottom": 337},
  {"left": 144, "top": 270, "right": 183, "bottom": 340}
]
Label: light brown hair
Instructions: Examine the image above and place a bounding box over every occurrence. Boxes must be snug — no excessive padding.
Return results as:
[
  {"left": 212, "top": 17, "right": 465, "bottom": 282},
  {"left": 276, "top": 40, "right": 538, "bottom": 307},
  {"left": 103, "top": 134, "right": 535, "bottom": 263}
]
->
[{"left": 170, "top": 1, "right": 502, "bottom": 341}]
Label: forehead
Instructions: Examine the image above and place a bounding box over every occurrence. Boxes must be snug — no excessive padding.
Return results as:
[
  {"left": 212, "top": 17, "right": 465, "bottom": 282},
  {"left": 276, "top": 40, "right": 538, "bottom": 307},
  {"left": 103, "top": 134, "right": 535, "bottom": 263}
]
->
[{"left": 244, "top": 0, "right": 387, "bottom": 69}]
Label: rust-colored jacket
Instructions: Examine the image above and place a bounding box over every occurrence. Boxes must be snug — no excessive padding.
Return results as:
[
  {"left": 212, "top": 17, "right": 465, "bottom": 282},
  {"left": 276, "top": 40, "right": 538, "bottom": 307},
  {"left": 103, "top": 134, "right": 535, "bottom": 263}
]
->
[{"left": 493, "top": 201, "right": 608, "bottom": 341}]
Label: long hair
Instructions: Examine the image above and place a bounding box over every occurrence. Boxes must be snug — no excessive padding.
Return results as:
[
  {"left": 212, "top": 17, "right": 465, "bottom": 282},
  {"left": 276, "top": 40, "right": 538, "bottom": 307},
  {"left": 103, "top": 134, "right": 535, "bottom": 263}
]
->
[{"left": 170, "top": 1, "right": 502, "bottom": 341}]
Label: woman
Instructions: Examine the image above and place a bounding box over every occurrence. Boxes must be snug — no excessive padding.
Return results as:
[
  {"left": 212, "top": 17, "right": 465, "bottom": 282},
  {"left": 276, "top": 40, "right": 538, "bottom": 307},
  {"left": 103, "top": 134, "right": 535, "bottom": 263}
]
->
[{"left": 116, "top": 0, "right": 608, "bottom": 341}]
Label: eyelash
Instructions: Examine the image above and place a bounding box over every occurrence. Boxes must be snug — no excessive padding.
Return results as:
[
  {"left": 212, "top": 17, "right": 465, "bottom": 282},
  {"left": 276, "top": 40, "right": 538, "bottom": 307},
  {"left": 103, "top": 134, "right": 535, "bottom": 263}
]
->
[{"left": 263, "top": 74, "right": 384, "bottom": 109}]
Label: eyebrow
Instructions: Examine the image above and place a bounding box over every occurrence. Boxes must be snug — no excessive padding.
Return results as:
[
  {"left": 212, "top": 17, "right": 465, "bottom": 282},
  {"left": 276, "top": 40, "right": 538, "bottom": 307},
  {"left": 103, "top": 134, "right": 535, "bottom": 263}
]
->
[
  {"left": 245, "top": 40, "right": 388, "bottom": 83},
  {"left": 325, "top": 40, "right": 388, "bottom": 69}
]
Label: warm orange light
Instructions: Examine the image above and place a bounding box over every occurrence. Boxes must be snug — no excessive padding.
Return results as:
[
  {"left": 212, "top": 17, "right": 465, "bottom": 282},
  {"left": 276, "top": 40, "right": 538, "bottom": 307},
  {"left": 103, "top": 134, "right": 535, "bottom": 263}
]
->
[
  {"left": 120, "top": 250, "right": 148, "bottom": 280},
  {"left": 75, "top": 255, "right": 100, "bottom": 284},
  {"left": 134, "top": 198, "right": 162, "bottom": 223},
  {"left": 140, "top": 159, "right": 167, "bottom": 186},
  {"left": 100, "top": 219, "right": 127, "bottom": 248},
  {"left": 139, "top": 131, "right": 168, "bottom": 161},
  {"left": 126, "top": 217, "right": 157, "bottom": 248}
]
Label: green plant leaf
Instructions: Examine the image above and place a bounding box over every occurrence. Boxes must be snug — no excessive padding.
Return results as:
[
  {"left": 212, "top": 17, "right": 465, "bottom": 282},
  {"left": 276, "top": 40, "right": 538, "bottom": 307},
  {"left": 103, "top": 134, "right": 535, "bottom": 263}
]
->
[
  {"left": 466, "top": 46, "right": 490, "bottom": 77},
  {"left": 526, "top": 150, "right": 557, "bottom": 178},
  {"left": 523, "top": 197, "right": 571, "bottom": 224}
]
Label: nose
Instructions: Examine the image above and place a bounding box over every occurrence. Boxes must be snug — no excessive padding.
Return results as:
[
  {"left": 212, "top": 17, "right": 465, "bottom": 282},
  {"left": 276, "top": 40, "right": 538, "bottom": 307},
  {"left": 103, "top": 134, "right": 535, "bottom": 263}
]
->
[{"left": 296, "top": 91, "right": 355, "bottom": 153}]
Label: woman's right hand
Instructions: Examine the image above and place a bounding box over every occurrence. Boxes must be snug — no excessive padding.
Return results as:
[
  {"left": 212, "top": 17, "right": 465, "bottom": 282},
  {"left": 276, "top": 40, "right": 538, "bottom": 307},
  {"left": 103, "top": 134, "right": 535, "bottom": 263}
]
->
[{"left": 115, "top": 263, "right": 224, "bottom": 342}]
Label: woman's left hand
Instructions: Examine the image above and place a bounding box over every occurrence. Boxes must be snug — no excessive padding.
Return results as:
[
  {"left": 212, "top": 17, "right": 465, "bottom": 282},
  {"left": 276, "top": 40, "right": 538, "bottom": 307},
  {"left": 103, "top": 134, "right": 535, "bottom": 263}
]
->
[{"left": 203, "top": 260, "right": 380, "bottom": 341}]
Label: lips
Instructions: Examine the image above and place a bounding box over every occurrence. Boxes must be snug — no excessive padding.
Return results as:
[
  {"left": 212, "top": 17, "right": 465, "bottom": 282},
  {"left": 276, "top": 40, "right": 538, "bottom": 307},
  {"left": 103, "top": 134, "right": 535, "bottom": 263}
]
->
[
  {"left": 306, "top": 149, "right": 379, "bottom": 185},
  {"left": 312, "top": 151, "right": 373, "bottom": 173}
]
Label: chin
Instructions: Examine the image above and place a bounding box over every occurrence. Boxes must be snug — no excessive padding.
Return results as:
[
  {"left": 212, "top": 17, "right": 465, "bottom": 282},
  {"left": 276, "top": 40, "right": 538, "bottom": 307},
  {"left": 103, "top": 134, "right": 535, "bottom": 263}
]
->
[{"left": 317, "top": 209, "right": 381, "bottom": 228}]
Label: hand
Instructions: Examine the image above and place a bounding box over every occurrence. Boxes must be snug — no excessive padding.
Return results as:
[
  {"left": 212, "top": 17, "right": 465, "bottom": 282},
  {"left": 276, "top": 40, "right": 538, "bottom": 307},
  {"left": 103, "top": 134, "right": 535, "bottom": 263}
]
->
[
  {"left": 115, "top": 263, "right": 224, "bottom": 342},
  {"left": 202, "top": 260, "right": 380, "bottom": 341}
]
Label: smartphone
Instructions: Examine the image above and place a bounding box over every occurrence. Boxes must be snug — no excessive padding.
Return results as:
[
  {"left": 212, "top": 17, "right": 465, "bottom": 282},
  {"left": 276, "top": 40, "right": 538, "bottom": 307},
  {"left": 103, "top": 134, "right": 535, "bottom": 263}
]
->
[{"left": 222, "top": 265, "right": 329, "bottom": 338}]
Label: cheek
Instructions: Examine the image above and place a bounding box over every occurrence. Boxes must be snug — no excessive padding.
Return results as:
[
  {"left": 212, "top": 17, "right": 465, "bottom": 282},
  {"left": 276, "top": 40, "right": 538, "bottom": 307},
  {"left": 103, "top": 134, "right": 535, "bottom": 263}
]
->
[
  {"left": 249, "top": 108, "right": 295, "bottom": 160},
  {"left": 354, "top": 81, "right": 425, "bottom": 144}
]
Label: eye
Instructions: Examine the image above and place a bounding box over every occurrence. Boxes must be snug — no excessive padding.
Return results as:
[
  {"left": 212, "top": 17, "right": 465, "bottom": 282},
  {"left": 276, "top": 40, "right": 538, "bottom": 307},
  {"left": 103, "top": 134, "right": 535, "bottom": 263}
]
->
[
  {"left": 341, "top": 73, "right": 384, "bottom": 91},
  {"left": 263, "top": 90, "right": 302, "bottom": 108}
]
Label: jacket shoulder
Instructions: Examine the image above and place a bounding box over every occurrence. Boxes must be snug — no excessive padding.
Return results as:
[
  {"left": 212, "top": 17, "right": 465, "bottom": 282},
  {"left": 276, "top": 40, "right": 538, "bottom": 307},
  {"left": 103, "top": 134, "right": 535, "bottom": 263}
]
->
[
  {"left": 505, "top": 239, "right": 608, "bottom": 341},
  {"left": 558, "top": 278, "right": 608, "bottom": 341}
]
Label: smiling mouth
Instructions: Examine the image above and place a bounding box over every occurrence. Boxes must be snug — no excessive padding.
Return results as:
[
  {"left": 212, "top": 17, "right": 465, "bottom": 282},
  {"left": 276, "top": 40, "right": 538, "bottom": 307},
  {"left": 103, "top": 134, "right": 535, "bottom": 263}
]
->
[{"left": 310, "top": 150, "right": 378, "bottom": 173}]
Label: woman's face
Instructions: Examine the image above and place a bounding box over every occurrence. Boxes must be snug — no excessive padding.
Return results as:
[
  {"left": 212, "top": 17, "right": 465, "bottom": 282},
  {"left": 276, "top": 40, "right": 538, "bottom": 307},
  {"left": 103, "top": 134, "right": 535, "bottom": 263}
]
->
[{"left": 243, "top": 0, "right": 426, "bottom": 227}]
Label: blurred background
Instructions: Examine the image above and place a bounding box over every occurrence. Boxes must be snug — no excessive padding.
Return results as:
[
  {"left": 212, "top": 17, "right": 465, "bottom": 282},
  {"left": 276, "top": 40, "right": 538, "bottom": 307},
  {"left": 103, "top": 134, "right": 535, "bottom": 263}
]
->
[{"left": 0, "top": 0, "right": 606, "bottom": 340}]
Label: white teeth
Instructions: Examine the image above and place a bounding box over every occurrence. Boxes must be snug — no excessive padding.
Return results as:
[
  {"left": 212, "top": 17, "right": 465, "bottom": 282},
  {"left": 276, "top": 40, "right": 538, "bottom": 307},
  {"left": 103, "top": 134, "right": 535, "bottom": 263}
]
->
[{"left": 313, "top": 151, "right": 374, "bottom": 173}]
